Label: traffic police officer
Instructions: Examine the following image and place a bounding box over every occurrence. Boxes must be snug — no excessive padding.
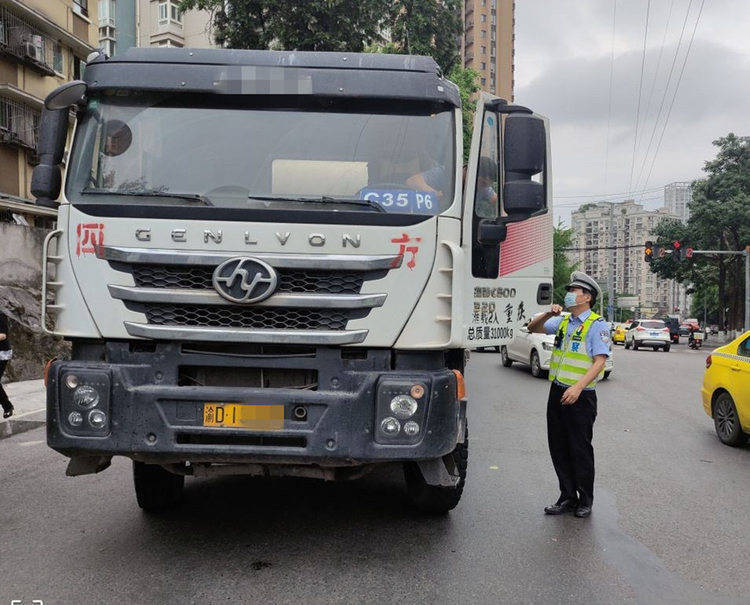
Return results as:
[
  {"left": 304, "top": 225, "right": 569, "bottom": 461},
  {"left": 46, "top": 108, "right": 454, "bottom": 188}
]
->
[{"left": 527, "top": 271, "right": 610, "bottom": 518}]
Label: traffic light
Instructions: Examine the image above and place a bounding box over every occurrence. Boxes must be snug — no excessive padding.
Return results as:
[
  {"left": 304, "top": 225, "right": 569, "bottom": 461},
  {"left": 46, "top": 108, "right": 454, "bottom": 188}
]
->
[
  {"left": 672, "top": 240, "right": 683, "bottom": 261},
  {"left": 644, "top": 240, "right": 653, "bottom": 263}
]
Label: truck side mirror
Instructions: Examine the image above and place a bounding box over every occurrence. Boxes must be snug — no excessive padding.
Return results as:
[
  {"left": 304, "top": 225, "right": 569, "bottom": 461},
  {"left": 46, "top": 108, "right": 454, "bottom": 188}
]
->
[
  {"left": 31, "top": 107, "right": 68, "bottom": 208},
  {"left": 502, "top": 114, "right": 547, "bottom": 220},
  {"left": 477, "top": 219, "right": 507, "bottom": 245}
]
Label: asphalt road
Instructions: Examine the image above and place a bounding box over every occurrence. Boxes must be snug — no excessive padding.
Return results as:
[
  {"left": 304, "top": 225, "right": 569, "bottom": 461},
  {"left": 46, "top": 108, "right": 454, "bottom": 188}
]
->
[{"left": 1, "top": 340, "right": 748, "bottom": 604}]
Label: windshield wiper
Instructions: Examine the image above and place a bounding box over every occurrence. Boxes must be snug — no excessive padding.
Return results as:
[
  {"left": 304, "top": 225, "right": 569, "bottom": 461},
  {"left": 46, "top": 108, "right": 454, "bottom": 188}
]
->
[
  {"left": 247, "top": 194, "right": 385, "bottom": 213},
  {"left": 82, "top": 188, "right": 213, "bottom": 206}
]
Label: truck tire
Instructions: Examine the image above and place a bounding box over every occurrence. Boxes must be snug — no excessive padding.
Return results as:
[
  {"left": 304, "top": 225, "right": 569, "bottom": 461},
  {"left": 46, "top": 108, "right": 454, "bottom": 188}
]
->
[
  {"left": 133, "top": 461, "right": 185, "bottom": 512},
  {"left": 500, "top": 346, "right": 513, "bottom": 367},
  {"left": 404, "top": 425, "right": 468, "bottom": 515}
]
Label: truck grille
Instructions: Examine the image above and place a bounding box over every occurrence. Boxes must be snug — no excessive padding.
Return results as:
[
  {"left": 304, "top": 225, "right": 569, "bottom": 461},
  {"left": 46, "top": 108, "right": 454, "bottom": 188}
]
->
[
  {"left": 132, "top": 265, "right": 376, "bottom": 294},
  {"left": 145, "top": 304, "right": 367, "bottom": 331},
  {"left": 100, "top": 246, "right": 402, "bottom": 344}
]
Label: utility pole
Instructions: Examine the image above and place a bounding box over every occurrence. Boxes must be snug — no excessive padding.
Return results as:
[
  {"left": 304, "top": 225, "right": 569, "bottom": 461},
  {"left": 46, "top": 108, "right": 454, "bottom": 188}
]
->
[{"left": 608, "top": 203, "right": 616, "bottom": 322}]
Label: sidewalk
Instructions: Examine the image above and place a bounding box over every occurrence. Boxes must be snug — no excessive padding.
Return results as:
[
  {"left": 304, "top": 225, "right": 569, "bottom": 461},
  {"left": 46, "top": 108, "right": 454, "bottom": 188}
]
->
[{"left": 0, "top": 379, "right": 46, "bottom": 439}]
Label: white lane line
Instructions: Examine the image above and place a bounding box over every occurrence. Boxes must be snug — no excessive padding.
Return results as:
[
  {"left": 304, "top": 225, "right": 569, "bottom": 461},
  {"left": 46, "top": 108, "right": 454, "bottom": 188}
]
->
[{"left": 19, "top": 440, "right": 45, "bottom": 447}]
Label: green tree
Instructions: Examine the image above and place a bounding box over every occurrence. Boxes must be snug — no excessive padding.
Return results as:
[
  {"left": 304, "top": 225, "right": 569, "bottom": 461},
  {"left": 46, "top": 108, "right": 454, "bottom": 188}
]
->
[
  {"left": 178, "top": 0, "right": 388, "bottom": 52},
  {"left": 447, "top": 65, "right": 480, "bottom": 163},
  {"left": 386, "top": 0, "right": 463, "bottom": 73},
  {"left": 553, "top": 222, "right": 579, "bottom": 306},
  {"left": 648, "top": 134, "right": 749, "bottom": 329}
]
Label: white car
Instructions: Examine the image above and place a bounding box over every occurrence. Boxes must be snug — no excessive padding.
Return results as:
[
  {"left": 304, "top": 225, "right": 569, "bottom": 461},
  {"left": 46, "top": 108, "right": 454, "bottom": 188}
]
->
[
  {"left": 501, "top": 320, "right": 614, "bottom": 379},
  {"left": 624, "top": 319, "right": 671, "bottom": 351},
  {"left": 501, "top": 325, "right": 555, "bottom": 378}
]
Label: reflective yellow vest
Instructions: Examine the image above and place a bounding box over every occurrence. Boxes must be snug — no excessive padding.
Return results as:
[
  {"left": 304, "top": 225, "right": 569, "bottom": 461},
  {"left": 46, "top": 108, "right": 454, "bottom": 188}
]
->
[{"left": 548, "top": 312, "right": 604, "bottom": 388}]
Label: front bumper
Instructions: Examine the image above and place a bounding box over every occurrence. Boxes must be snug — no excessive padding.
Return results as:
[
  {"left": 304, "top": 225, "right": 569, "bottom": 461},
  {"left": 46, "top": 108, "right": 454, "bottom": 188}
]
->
[{"left": 47, "top": 343, "right": 464, "bottom": 466}]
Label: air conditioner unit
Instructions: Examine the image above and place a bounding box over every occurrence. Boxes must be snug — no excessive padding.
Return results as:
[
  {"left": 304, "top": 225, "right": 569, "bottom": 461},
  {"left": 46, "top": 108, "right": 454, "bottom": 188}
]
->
[{"left": 22, "top": 41, "right": 40, "bottom": 61}]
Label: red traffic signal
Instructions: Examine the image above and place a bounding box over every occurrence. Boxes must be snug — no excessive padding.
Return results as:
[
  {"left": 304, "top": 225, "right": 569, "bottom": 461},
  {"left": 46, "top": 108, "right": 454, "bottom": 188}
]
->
[
  {"left": 672, "top": 241, "right": 681, "bottom": 249},
  {"left": 686, "top": 247, "right": 694, "bottom": 258}
]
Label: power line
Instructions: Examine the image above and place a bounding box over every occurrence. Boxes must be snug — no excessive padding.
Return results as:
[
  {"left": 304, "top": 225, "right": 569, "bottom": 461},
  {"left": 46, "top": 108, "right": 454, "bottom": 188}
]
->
[
  {"left": 553, "top": 186, "right": 662, "bottom": 199},
  {"left": 633, "top": 0, "right": 694, "bottom": 191},
  {"left": 635, "top": 0, "right": 675, "bottom": 180},
  {"left": 628, "top": 0, "right": 652, "bottom": 193},
  {"left": 644, "top": 0, "right": 705, "bottom": 189},
  {"left": 603, "top": 0, "right": 617, "bottom": 192}
]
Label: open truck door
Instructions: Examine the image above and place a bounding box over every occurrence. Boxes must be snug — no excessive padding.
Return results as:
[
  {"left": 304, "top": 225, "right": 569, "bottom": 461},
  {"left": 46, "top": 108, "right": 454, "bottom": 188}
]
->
[{"left": 462, "top": 93, "right": 553, "bottom": 350}]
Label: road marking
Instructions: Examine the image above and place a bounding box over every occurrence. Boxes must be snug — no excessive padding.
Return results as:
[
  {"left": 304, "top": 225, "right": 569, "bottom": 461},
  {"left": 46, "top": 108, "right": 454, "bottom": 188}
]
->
[{"left": 19, "top": 440, "right": 45, "bottom": 447}]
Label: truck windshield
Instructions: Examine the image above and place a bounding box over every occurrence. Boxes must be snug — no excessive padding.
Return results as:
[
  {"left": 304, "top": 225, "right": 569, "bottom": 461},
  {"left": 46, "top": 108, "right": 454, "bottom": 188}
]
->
[{"left": 66, "top": 94, "right": 456, "bottom": 215}]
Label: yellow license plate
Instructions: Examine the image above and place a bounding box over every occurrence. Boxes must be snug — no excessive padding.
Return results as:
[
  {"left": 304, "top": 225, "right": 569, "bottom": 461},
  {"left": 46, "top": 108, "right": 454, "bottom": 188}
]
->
[{"left": 203, "top": 404, "right": 284, "bottom": 430}]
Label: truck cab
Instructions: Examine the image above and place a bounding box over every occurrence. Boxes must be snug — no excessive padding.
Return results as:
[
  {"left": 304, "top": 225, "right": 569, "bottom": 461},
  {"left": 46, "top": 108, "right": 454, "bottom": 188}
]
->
[{"left": 34, "top": 48, "right": 551, "bottom": 514}]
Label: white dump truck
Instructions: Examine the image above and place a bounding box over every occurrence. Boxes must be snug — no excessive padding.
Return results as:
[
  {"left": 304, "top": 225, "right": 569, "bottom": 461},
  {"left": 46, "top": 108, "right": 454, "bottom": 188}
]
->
[{"left": 33, "top": 48, "right": 552, "bottom": 513}]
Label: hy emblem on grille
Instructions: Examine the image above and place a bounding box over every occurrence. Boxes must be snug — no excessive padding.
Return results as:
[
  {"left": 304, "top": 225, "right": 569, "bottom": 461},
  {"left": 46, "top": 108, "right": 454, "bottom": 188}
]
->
[{"left": 212, "top": 257, "right": 278, "bottom": 304}]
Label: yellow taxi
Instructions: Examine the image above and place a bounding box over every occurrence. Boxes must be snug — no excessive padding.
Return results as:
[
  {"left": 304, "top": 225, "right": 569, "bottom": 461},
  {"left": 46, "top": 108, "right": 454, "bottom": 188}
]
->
[
  {"left": 702, "top": 330, "right": 750, "bottom": 446},
  {"left": 612, "top": 323, "right": 627, "bottom": 344}
]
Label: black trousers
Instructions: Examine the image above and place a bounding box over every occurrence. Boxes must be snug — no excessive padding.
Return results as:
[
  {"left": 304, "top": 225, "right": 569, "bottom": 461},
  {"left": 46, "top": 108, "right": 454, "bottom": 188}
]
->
[
  {"left": 0, "top": 360, "right": 11, "bottom": 412},
  {"left": 546, "top": 382, "right": 597, "bottom": 507}
]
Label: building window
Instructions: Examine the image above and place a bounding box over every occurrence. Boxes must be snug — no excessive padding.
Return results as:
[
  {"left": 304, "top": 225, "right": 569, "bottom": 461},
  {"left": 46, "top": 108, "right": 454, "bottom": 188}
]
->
[
  {"left": 481, "top": 14, "right": 486, "bottom": 22},
  {"left": 480, "top": 77, "right": 486, "bottom": 85},
  {"left": 159, "top": 1, "right": 183, "bottom": 25},
  {"left": 481, "top": 46, "right": 486, "bottom": 55},
  {"left": 158, "top": 2, "right": 168, "bottom": 23},
  {"left": 481, "top": 29, "right": 486, "bottom": 38},
  {"left": 99, "top": 0, "right": 116, "bottom": 26},
  {"left": 480, "top": 61, "right": 486, "bottom": 70},
  {"left": 73, "top": 0, "right": 88, "bottom": 17},
  {"left": 73, "top": 56, "right": 86, "bottom": 79},
  {"left": 53, "top": 43, "right": 63, "bottom": 73}
]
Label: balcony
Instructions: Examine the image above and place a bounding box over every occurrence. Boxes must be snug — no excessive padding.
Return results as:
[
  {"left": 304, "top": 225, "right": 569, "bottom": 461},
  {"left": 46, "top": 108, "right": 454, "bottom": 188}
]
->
[
  {"left": 0, "top": 96, "right": 40, "bottom": 152},
  {"left": 0, "top": 6, "right": 56, "bottom": 76}
]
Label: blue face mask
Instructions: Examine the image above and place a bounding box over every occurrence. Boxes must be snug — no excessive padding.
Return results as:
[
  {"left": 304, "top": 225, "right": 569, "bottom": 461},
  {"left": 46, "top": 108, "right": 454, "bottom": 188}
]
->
[{"left": 563, "top": 291, "right": 579, "bottom": 308}]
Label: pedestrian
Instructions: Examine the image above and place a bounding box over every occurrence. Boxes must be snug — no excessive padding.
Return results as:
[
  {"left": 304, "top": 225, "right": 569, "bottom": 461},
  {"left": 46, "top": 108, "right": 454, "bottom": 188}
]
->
[
  {"left": 0, "top": 309, "right": 14, "bottom": 418},
  {"left": 527, "top": 271, "right": 610, "bottom": 518}
]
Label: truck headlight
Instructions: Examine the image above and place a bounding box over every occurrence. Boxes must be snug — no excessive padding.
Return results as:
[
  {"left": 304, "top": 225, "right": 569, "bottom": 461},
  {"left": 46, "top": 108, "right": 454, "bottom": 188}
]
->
[
  {"left": 390, "top": 395, "right": 418, "bottom": 419},
  {"left": 74, "top": 385, "right": 100, "bottom": 409},
  {"left": 380, "top": 417, "right": 401, "bottom": 435},
  {"left": 375, "top": 378, "right": 429, "bottom": 444},
  {"left": 59, "top": 369, "right": 111, "bottom": 437}
]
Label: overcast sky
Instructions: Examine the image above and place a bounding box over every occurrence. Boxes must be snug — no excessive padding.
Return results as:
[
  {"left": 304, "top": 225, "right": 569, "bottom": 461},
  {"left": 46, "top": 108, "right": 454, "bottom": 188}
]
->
[{"left": 514, "top": 0, "right": 750, "bottom": 225}]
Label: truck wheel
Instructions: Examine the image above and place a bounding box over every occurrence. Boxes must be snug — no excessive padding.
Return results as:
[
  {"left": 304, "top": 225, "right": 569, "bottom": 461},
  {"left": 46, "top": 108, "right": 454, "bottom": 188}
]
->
[
  {"left": 404, "top": 425, "right": 468, "bottom": 515},
  {"left": 500, "top": 346, "right": 513, "bottom": 367},
  {"left": 713, "top": 393, "right": 747, "bottom": 447},
  {"left": 133, "top": 461, "right": 185, "bottom": 512}
]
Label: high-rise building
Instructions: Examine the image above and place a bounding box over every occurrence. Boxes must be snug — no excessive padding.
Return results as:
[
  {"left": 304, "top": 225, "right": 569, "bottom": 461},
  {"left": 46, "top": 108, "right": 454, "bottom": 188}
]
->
[
  {"left": 137, "top": 0, "right": 216, "bottom": 49},
  {"left": 664, "top": 181, "right": 692, "bottom": 222},
  {"left": 461, "top": 0, "right": 514, "bottom": 100},
  {"left": 0, "top": 0, "right": 97, "bottom": 225},
  {"left": 97, "top": 0, "right": 136, "bottom": 57},
  {"left": 569, "top": 200, "right": 684, "bottom": 317}
]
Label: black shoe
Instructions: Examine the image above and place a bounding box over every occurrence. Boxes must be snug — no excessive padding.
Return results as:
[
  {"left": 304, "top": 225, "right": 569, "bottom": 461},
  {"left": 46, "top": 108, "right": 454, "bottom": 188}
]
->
[
  {"left": 2, "top": 405, "right": 13, "bottom": 419},
  {"left": 544, "top": 499, "right": 578, "bottom": 515},
  {"left": 574, "top": 505, "right": 592, "bottom": 518}
]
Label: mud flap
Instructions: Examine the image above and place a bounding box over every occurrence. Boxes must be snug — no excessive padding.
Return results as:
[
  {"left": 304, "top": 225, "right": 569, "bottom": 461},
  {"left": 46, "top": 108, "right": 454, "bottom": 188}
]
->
[
  {"left": 65, "top": 455, "right": 112, "bottom": 476},
  {"left": 417, "top": 456, "right": 460, "bottom": 487}
]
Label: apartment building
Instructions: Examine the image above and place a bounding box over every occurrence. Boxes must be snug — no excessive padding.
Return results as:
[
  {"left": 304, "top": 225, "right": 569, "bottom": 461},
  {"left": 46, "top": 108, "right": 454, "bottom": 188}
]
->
[
  {"left": 569, "top": 200, "right": 682, "bottom": 316},
  {"left": 664, "top": 181, "right": 692, "bottom": 223},
  {"left": 0, "top": 0, "right": 97, "bottom": 225},
  {"left": 136, "top": 0, "right": 215, "bottom": 49},
  {"left": 461, "top": 0, "right": 514, "bottom": 100}
]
